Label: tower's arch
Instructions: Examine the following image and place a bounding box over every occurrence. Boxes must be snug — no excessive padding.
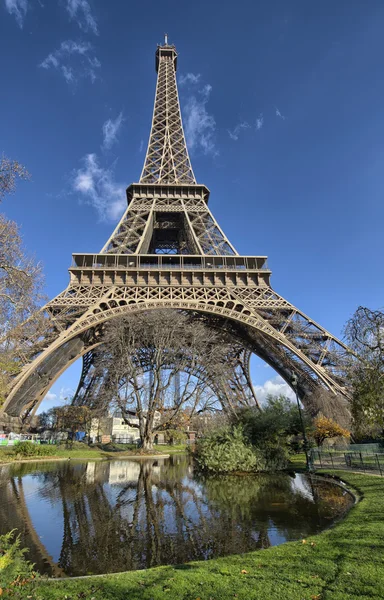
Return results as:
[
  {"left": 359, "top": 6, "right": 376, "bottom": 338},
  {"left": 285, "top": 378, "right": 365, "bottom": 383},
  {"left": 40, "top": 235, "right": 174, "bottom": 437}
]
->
[{"left": 2, "top": 299, "right": 350, "bottom": 422}]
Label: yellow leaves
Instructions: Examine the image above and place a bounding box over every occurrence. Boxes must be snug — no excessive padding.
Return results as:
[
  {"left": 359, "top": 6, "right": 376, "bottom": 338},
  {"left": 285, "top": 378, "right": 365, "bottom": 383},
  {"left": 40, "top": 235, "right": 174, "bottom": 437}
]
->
[
  {"left": 301, "top": 539, "right": 307, "bottom": 544},
  {"left": 313, "top": 416, "right": 350, "bottom": 446},
  {"left": 241, "top": 569, "right": 249, "bottom": 574}
]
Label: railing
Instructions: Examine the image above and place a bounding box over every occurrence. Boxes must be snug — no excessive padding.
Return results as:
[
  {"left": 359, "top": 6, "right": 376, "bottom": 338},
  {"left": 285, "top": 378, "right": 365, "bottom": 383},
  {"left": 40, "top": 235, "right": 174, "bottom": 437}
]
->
[
  {"left": 71, "top": 254, "right": 269, "bottom": 272},
  {"left": 311, "top": 449, "right": 384, "bottom": 476}
]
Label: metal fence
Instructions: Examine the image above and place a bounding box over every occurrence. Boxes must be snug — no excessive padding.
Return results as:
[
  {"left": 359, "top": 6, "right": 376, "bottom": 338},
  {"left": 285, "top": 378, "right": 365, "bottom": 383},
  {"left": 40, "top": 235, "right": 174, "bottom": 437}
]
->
[{"left": 311, "top": 449, "right": 384, "bottom": 476}]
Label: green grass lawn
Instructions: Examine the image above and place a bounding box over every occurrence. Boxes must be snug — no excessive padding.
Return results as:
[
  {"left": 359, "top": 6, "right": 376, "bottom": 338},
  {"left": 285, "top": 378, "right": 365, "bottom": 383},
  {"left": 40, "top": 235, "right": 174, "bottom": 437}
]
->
[
  {"left": 0, "top": 442, "right": 187, "bottom": 464},
  {"left": 12, "top": 470, "right": 384, "bottom": 600},
  {"left": 287, "top": 452, "right": 307, "bottom": 470}
]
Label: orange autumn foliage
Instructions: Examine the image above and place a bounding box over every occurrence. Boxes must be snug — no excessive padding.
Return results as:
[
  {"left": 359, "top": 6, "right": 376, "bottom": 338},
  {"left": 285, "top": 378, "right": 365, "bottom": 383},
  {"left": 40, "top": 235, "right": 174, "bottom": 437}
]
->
[{"left": 313, "top": 416, "right": 350, "bottom": 447}]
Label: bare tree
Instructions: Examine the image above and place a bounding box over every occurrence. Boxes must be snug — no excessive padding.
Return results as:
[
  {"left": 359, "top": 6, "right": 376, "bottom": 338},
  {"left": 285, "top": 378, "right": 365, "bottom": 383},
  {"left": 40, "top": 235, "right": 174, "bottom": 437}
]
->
[
  {"left": 0, "top": 157, "right": 44, "bottom": 408},
  {"left": 94, "top": 310, "right": 236, "bottom": 450},
  {"left": 0, "top": 155, "right": 30, "bottom": 202},
  {"left": 344, "top": 306, "right": 384, "bottom": 435}
]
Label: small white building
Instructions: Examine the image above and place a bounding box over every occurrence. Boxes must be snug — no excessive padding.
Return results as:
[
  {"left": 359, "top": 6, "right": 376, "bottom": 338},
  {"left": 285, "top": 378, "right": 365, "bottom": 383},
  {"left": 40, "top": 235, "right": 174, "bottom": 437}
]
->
[{"left": 90, "top": 410, "right": 163, "bottom": 444}]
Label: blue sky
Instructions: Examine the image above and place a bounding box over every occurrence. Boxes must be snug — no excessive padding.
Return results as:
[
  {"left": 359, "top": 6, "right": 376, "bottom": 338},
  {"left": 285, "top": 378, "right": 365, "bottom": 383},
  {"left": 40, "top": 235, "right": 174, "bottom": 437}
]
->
[{"left": 1, "top": 0, "right": 383, "bottom": 410}]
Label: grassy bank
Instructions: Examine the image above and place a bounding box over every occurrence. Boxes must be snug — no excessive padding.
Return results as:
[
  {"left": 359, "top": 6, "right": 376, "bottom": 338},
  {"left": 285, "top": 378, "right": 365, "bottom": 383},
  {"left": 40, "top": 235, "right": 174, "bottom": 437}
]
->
[
  {"left": 0, "top": 442, "right": 187, "bottom": 464},
  {"left": 11, "top": 470, "right": 384, "bottom": 599}
]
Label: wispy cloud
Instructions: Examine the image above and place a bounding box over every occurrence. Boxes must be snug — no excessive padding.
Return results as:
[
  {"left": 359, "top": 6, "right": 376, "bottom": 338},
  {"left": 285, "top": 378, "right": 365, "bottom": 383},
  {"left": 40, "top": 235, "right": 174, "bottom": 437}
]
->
[
  {"left": 256, "top": 113, "right": 264, "bottom": 130},
  {"left": 72, "top": 153, "right": 126, "bottom": 221},
  {"left": 228, "top": 112, "right": 263, "bottom": 141},
  {"left": 275, "top": 107, "right": 285, "bottom": 120},
  {"left": 43, "top": 391, "right": 57, "bottom": 402},
  {"left": 102, "top": 112, "right": 124, "bottom": 150},
  {"left": 182, "top": 81, "right": 217, "bottom": 156},
  {"left": 39, "top": 40, "right": 101, "bottom": 85},
  {"left": 139, "top": 139, "right": 144, "bottom": 153},
  {"left": 179, "top": 72, "right": 201, "bottom": 85},
  {"left": 253, "top": 375, "right": 296, "bottom": 405},
  {"left": 58, "top": 387, "right": 74, "bottom": 403},
  {"left": 4, "top": 0, "right": 28, "bottom": 28},
  {"left": 227, "top": 121, "right": 250, "bottom": 141},
  {"left": 66, "top": 0, "right": 98, "bottom": 34}
]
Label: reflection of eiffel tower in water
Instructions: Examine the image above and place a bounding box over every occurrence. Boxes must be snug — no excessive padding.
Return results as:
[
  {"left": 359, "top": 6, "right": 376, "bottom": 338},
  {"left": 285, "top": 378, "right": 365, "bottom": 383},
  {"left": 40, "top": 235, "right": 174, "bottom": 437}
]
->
[{"left": 1, "top": 37, "right": 351, "bottom": 427}]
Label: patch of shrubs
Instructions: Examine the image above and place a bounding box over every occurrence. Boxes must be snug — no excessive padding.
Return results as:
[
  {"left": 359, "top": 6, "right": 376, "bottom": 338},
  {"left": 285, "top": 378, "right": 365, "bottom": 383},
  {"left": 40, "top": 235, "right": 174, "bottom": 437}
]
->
[
  {"left": 194, "top": 395, "right": 310, "bottom": 473},
  {"left": 194, "top": 425, "right": 264, "bottom": 473},
  {"left": 0, "top": 530, "right": 37, "bottom": 592},
  {"left": 12, "top": 442, "right": 58, "bottom": 458}
]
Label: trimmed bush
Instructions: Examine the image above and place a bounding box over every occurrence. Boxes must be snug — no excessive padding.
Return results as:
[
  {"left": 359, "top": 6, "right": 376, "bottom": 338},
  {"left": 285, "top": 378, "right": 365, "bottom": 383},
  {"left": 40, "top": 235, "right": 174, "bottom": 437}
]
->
[{"left": 194, "top": 425, "right": 264, "bottom": 473}]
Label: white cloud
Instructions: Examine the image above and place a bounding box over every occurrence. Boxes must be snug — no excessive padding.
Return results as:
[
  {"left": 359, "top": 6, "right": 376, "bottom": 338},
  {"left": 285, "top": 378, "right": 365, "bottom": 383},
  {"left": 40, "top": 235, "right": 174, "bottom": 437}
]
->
[
  {"left": 39, "top": 40, "right": 101, "bottom": 85},
  {"left": 4, "top": 0, "right": 28, "bottom": 27},
  {"left": 66, "top": 0, "right": 98, "bottom": 34},
  {"left": 72, "top": 153, "right": 126, "bottom": 221},
  {"left": 179, "top": 72, "right": 201, "bottom": 86},
  {"left": 102, "top": 112, "right": 124, "bottom": 150},
  {"left": 275, "top": 107, "right": 285, "bottom": 120},
  {"left": 62, "top": 65, "right": 75, "bottom": 83},
  {"left": 253, "top": 375, "right": 296, "bottom": 405},
  {"left": 227, "top": 121, "right": 250, "bottom": 141},
  {"left": 139, "top": 139, "right": 144, "bottom": 153},
  {"left": 58, "top": 387, "right": 74, "bottom": 403},
  {"left": 256, "top": 113, "right": 264, "bottom": 130},
  {"left": 182, "top": 83, "right": 217, "bottom": 156},
  {"left": 43, "top": 391, "right": 57, "bottom": 402}
]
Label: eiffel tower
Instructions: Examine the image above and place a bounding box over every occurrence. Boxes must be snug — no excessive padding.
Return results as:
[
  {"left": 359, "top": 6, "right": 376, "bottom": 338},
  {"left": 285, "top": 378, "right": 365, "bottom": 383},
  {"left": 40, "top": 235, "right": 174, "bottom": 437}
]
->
[{"left": 1, "top": 38, "right": 351, "bottom": 427}]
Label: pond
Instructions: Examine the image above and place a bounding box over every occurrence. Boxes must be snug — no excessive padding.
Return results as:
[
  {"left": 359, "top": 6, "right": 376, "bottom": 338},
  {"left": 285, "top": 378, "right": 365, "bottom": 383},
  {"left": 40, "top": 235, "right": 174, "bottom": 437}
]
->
[{"left": 0, "top": 456, "right": 353, "bottom": 577}]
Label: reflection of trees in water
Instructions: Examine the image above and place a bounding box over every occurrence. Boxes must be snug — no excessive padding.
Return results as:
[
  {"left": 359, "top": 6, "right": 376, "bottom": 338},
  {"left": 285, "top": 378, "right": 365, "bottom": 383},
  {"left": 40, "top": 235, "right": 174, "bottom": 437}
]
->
[
  {"left": 0, "top": 463, "right": 63, "bottom": 576},
  {"left": 53, "top": 459, "right": 218, "bottom": 574},
  {"left": 201, "top": 472, "right": 352, "bottom": 543},
  {"left": 0, "top": 460, "right": 354, "bottom": 576}
]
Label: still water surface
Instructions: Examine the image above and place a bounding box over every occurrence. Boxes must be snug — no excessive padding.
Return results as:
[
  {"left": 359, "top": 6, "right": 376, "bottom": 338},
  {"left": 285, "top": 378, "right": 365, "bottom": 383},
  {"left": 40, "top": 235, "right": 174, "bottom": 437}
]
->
[{"left": 0, "top": 456, "right": 353, "bottom": 577}]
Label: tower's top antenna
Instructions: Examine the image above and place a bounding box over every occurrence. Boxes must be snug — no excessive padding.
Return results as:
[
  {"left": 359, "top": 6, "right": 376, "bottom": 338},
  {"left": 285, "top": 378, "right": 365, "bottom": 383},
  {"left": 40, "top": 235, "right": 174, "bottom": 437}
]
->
[{"left": 164, "top": 33, "right": 168, "bottom": 45}]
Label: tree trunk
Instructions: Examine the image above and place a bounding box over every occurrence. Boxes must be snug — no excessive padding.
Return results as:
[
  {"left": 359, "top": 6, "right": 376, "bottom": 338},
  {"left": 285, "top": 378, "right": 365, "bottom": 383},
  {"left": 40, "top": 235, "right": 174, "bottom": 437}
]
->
[{"left": 142, "top": 434, "right": 153, "bottom": 451}]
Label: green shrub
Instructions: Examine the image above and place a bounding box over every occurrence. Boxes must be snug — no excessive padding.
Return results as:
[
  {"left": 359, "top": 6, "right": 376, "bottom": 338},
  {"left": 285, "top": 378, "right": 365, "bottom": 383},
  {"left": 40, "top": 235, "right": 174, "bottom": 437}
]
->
[
  {"left": 0, "top": 530, "right": 37, "bottom": 591},
  {"left": 12, "top": 442, "right": 57, "bottom": 458},
  {"left": 237, "top": 395, "right": 311, "bottom": 470},
  {"left": 194, "top": 425, "right": 264, "bottom": 473},
  {"left": 162, "top": 429, "right": 187, "bottom": 445}
]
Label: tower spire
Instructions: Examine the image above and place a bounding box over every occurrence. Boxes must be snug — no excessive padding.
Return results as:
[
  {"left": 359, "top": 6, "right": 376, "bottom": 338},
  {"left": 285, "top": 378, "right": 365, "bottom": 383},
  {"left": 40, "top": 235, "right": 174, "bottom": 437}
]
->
[{"left": 140, "top": 41, "right": 195, "bottom": 185}]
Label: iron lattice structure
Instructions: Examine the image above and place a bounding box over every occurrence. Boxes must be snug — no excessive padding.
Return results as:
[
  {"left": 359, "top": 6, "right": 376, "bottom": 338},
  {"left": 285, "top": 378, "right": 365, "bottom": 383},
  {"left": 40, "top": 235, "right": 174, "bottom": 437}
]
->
[{"left": 1, "top": 41, "right": 351, "bottom": 425}]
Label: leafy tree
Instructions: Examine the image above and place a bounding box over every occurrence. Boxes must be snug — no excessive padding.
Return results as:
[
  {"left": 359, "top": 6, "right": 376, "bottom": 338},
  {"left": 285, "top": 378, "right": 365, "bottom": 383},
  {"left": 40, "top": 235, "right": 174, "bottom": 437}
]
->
[
  {"left": 54, "top": 405, "right": 91, "bottom": 439},
  {"left": 194, "top": 425, "right": 262, "bottom": 473},
  {"left": 37, "top": 407, "right": 58, "bottom": 430},
  {"left": 344, "top": 306, "right": 384, "bottom": 435},
  {"left": 312, "top": 415, "right": 350, "bottom": 447},
  {"left": 162, "top": 428, "right": 187, "bottom": 445},
  {"left": 237, "top": 394, "right": 310, "bottom": 469}
]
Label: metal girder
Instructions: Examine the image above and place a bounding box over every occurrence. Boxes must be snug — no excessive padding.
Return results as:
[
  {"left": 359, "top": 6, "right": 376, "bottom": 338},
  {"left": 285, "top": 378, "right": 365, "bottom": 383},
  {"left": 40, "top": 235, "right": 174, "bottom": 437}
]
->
[
  {"left": 140, "top": 44, "right": 195, "bottom": 185},
  {"left": 72, "top": 342, "right": 259, "bottom": 414}
]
